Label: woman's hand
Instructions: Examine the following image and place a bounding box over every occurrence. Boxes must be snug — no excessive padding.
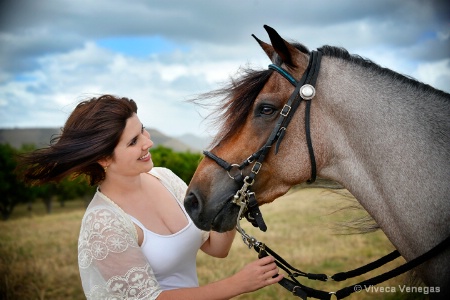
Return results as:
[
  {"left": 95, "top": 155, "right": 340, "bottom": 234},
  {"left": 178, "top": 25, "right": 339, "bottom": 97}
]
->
[
  {"left": 231, "top": 256, "right": 284, "bottom": 293},
  {"left": 156, "top": 255, "right": 283, "bottom": 300}
]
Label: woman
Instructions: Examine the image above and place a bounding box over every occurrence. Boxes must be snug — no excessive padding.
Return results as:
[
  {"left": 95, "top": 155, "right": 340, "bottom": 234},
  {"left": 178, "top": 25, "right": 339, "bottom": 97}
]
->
[{"left": 20, "top": 95, "right": 283, "bottom": 299}]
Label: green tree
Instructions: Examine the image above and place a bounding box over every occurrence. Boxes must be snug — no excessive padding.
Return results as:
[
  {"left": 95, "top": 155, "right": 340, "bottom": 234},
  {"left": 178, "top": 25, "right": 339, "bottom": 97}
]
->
[
  {"left": 150, "top": 146, "right": 202, "bottom": 184},
  {"left": 57, "top": 176, "right": 95, "bottom": 207},
  {"left": 17, "top": 144, "right": 57, "bottom": 214},
  {"left": 0, "top": 144, "right": 34, "bottom": 220}
]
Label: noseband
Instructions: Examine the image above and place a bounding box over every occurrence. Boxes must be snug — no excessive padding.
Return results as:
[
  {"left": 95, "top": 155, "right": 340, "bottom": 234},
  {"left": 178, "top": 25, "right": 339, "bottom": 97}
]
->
[{"left": 203, "top": 50, "right": 322, "bottom": 232}]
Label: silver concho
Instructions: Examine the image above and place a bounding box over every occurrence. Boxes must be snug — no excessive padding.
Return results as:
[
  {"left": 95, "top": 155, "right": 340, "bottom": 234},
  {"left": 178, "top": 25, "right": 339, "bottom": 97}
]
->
[{"left": 299, "top": 84, "right": 316, "bottom": 100}]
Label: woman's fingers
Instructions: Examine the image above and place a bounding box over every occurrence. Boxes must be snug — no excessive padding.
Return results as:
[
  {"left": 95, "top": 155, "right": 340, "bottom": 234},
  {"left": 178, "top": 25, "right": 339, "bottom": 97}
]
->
[
  {"left": 267, "top": 272, "right": 284, "bottom": 284},
  {"left": 236, "top": 255, "right": 284, "bottom": 292},
  {"left": 258, "top": 255, "right": 275, "bottom": 264},
  {"left": 255, "top": 256, "right": 284, "bottom": 285}
]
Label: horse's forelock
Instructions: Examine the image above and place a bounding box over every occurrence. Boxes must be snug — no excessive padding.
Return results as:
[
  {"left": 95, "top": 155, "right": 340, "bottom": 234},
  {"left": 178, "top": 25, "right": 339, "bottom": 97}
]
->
[
  {"left": 293, "top": 42, "right": 309, "bottom": 54},
  {"left": 204, "top": 68, "right": 272, "bottom": 146},
  {"left": 203, "top": 44, "right": 308, "bottom": 147}
]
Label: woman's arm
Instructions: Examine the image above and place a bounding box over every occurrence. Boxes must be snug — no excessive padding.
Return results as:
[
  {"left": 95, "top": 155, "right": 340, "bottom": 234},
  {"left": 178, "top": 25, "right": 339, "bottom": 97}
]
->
[
  {"left": 156, "top": 255, "right": 283, "bottom": 300},
  {"left": 200, "top": 229, "right": 236, "bottom": 258},
  {"left": 78, "top": 206, "right": 163, "bottom": 299}
]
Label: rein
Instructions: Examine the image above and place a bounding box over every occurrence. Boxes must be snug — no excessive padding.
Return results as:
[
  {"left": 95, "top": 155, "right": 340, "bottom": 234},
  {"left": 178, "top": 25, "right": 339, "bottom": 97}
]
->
[
  {"left": 234, "top": 200, "right": 450, "bottom": 300},
  {"left": 202, "top": 50, "right": 450, "bottom": 299}
]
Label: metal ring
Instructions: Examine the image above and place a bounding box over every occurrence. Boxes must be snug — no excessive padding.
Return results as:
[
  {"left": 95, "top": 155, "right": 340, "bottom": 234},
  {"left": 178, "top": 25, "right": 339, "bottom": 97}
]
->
[
  {"left": 243, "top": 176, "right": 255, "bottom": 186},
  {"left": 227, "top": 164, "right": 242, "bottom": 180}
]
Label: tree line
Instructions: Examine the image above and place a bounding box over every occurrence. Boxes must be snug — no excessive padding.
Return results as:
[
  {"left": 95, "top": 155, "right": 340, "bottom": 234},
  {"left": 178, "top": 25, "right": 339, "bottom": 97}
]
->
[{"left": 0, "top": 143, "right": 202, "bottom": 220}]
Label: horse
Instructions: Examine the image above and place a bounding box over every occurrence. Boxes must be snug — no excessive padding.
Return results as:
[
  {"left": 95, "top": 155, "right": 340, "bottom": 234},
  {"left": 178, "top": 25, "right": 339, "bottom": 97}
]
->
[{"left": 184, "top": 25, "right": 450, "bottom": 298}]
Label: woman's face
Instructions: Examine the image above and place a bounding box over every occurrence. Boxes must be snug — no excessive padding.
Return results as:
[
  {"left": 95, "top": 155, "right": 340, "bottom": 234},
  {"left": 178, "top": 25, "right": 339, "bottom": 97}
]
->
[{"left": 106, "top": 113, "right": 154, "bottom": 177}]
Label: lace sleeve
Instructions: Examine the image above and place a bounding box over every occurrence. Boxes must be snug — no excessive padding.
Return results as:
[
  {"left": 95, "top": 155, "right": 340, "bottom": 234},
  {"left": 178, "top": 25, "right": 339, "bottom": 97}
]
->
[{"left": 78, "top": 205, "right": 162, "bottom": 300}]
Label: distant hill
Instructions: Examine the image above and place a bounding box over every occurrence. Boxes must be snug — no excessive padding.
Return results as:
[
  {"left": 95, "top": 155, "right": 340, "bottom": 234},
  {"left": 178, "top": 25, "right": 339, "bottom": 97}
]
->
[
  {"left": 176, "top": 133, "right": 212, "bottom": 151},
  {"left": 0, "top": 128, "right": 205, "bottom": 153}
]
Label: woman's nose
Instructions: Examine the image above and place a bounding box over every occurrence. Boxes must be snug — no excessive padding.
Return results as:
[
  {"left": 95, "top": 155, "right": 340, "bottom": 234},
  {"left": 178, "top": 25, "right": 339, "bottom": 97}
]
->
[{"left": 143, "top": 132, "right": 153, "bottom": 149}]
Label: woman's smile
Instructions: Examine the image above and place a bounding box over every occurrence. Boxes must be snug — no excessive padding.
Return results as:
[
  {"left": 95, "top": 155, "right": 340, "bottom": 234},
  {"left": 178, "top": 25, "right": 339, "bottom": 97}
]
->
[{"left": 139, "top": 152, "right": 151, "bottom": 161}]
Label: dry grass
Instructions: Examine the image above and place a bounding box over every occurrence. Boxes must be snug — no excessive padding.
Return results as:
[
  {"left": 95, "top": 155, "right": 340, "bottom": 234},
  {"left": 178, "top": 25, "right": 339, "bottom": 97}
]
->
[
  {"left": 0, "top": 188, "right": 427, "bottom": 299},
  {"left": 0, "top": 209, "right": 85, "bottom": 300}
]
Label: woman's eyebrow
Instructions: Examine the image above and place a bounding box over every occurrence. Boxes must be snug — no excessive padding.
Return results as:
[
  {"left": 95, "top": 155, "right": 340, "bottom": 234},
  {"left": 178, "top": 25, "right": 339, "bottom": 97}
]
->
[{"left": 127, "top": 124, "right": 143, "bottom": 146}]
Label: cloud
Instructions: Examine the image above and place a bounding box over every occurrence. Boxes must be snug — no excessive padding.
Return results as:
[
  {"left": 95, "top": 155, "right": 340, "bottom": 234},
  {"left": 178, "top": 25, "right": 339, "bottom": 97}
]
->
[{"left": 0, "top": 0, "right": 448, "bottom": 136}]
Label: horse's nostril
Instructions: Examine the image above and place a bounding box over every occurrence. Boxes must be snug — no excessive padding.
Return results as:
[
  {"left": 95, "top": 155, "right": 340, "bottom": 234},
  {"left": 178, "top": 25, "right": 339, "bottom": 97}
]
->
[
  {"left": 184, "top": 192, "right": 200, "bottom": 214},
  {"left": 190, "top": 195, "right": 199, "bottom": 209}
]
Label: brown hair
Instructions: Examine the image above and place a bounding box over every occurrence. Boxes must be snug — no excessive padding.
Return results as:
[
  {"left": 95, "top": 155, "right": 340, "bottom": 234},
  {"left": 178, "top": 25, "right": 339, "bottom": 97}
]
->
[{"left": 19, "top": 95, "right": 138, "bottom": 185}]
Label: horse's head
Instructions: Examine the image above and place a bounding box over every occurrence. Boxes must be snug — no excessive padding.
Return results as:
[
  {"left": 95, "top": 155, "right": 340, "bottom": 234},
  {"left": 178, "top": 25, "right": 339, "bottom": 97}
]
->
[{"left": 185, "top": 25, "right": 324, "bottom": 232}]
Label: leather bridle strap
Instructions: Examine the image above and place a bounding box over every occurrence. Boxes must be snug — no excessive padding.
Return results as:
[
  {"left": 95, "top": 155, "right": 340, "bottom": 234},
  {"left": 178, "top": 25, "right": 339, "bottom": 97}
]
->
[
  {"left": 269, "top": 50, "right": 321, "bottom": 183},
  {"left": 254, "top": 230, "right": 450, "bottom": 299},
  {"left": 203, "top": 50, "right": 322, "bottom": 232},
  {"left": 203, "top": 50, "right": 322, "bottom": 184}
]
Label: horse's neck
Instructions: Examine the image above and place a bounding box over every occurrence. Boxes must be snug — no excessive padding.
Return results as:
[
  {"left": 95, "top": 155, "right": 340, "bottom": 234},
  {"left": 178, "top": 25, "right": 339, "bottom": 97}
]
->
[{"left": 317, "top": 58, "right": 450, "bottom": 260}]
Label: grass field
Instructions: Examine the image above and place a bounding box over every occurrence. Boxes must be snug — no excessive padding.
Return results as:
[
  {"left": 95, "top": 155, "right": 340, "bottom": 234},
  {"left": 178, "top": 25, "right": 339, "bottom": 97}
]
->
[{"left": 0, "top": 187, "right": 428, "bottom": 299}]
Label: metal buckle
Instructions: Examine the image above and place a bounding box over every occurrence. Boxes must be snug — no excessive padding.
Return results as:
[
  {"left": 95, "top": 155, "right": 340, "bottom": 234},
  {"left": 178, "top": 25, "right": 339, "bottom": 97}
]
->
[
  {"left": 246, "top": 155, "right": 255, "bottom": 164},
  {"left": 280, "top": 104, "right": 291, "bottom": 116},
  {"left": 292, "top": 286, "right": 301, "bottom": 296},
  {"left": 251, "top": 162, "right": 262, "bottom": 174}
]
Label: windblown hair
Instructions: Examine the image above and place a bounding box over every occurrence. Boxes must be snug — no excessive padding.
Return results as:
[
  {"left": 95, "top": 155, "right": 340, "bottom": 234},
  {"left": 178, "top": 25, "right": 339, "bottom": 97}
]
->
[{"left": 19, "top": 95, "right": 137, "bottom": 185}]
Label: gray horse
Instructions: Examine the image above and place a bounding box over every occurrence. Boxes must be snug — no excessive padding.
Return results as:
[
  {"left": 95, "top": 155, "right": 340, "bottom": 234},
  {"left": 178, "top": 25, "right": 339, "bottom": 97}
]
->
[{"left": 185, "top": 25, "right": 450, "bottom": 298}]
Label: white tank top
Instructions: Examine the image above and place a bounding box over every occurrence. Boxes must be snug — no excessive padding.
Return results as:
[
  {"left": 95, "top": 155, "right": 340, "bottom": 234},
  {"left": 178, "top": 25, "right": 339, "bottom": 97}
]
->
[{"left": 129, "top": 203, "right": 203, "bottom": 290}]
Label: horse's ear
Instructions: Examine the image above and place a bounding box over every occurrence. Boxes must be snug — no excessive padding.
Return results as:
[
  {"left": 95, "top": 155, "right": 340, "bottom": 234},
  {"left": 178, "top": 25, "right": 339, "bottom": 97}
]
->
[
  {"left": 263, "top": 25, "right": 297, "bottom": 66},
  {"left": 252, "top": 34, "right": 275, "bottom": 60}
]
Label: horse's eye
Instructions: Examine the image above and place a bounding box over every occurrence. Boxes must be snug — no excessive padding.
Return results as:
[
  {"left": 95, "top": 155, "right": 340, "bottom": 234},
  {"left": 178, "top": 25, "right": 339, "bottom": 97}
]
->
[{"left": 260, "top": 105, "right": 275, "bottom": 115}]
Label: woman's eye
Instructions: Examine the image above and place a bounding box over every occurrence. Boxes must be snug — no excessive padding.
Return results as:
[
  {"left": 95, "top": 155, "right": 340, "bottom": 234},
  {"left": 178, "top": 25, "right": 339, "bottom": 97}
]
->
[
  {"left": 129, "top": 138, "right": 138, "bottom": 146},
  {"left": 260, "top": 106, "right": 275, "bottom": 115}
]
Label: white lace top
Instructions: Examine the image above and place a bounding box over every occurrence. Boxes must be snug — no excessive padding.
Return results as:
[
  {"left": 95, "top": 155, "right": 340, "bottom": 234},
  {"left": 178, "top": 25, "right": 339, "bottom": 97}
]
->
[{"left": 78, "top": 167, "right": 209, "bottom": 299}]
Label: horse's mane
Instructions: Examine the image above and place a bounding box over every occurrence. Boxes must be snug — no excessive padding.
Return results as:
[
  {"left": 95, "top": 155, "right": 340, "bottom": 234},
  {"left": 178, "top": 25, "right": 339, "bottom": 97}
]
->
[
  {"left": 193, "top": 44, "right": 448, "bottom": 148},
  {"left": 318, "top": 45, "right": 449, "bottom": 98}
]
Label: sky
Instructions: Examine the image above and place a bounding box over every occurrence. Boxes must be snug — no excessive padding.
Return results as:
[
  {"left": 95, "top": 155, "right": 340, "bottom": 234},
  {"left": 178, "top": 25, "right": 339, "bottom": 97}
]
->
[{"left": 0, "top": 0, "right": 449, "bottom": 138}]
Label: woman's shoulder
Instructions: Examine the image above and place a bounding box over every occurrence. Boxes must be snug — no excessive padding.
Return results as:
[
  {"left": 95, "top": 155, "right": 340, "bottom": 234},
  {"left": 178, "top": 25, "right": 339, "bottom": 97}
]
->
[
  {"left": 150, "top": 167, "right": 177, "bottom": 180},
  {"left": 149, "top": 167, "right": 188, "bottom": 204},
  {"left": 150, "top": 167, "right": 187, "bottom": 189},
  {"left": 80, "top": 191, "right": 138, "bottom": 243}
]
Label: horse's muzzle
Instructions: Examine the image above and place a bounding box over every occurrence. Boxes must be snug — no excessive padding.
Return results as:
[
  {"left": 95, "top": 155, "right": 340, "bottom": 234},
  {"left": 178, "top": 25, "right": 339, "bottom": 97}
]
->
[
  {"left": 184, "top": 191, "right": 239, "bottom": 232},
  {"left": 184, "top": 191, "right": 210, "bottom": 231}
]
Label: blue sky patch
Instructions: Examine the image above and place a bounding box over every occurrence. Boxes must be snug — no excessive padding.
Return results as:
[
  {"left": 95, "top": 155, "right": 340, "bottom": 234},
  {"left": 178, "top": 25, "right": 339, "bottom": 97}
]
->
[
  {"left": 14, "top": 74, "right": 37, "bottom": 82},
  {"left": 96, "top": 36, "right": 189, "bottom": 57},
  {"left": 417, "top": 30, "right": 437, "bottom": 43}
]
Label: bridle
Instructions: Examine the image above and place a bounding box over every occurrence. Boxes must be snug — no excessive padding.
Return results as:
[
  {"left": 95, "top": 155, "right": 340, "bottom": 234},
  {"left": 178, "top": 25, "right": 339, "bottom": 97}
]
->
[
  {"left": 204, "top": 50, "right": 322, "bottom": 232},
  {"left": 202, "top": 50, "right": 450, "bottom": 299}
]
